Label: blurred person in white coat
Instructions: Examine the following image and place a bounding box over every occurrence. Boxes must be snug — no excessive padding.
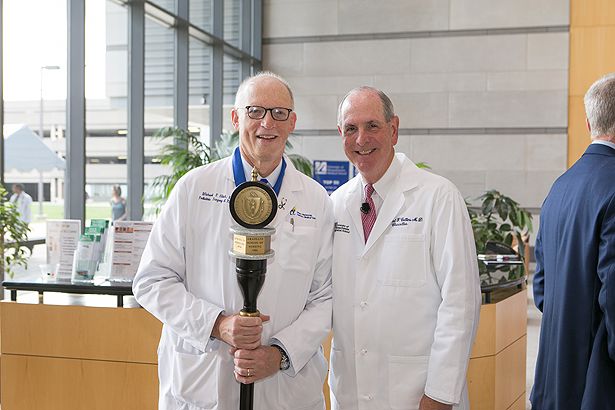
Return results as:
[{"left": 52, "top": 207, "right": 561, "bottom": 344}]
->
[
  {"left": 133, "top": 72, "right": 334, "bottom": 410},
  {"left": 329, "top": 87, "right": 481, "bottom": 410},
  {"left": 9, "top": 183, "right": 32, "bottom": 225}
]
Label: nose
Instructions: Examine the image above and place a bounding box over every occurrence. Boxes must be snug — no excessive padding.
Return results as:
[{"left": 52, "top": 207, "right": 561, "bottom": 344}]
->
[
  {"left": 355, "top": 128, "right": 369, "bottom": 146},
  {"left": 260, "top": 111, "right": 275, "bottom": 129}
]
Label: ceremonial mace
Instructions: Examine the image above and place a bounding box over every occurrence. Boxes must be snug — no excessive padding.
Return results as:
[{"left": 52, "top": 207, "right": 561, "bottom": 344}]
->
[{"left": 229, "top": 169, "right": 277, "bottom": 410}]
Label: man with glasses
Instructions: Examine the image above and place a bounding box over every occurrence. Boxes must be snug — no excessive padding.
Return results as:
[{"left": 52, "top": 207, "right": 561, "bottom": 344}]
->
[{"left": 134, "top": 72, "right": 334, "bottom": 410}]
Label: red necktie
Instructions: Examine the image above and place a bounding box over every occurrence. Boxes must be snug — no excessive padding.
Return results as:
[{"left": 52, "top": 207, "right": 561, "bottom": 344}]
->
[{"left": 362, "top": 184, "right": 377, "bottom": 242}]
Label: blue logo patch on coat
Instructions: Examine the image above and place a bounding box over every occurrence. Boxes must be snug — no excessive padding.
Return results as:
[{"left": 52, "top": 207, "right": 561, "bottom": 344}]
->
[{"left": 289, "top": 207, "right": 317, "bottom": 221}]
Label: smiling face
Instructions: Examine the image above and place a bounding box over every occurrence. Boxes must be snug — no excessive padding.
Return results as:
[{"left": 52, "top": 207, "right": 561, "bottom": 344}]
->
[
  {"left": 338, "top": 89, "right": 399, "bottom": 184},
  {"left": 231, "top": 76, "right": 296, "bottom": 174}
]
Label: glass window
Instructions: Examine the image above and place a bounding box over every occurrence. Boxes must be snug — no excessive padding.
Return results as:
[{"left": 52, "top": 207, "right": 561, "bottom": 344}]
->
[
  {"left": 143, "top": 17, "right": 175, "bottom": 220},
  {"left": 223, "top": 55, "right": 241, "bottom": 105},
  {"left": 148, "top": 0, "right": 176, "bottom": 14},
  {"left": 223, "top": 54, "right": 240, "bottom": 134},
  {"left": 3, "top": 0, "right": 67, "bottom": 238},
  {"left": 224, "top": 0, "right": 240, "bottom": 48},
  {"left": 85, "top": 0, "right": 128, "bottom": 223},
  {"left": 1, "top": 0, "right": 261, "bottom": 229},
  {"left": 189, "top": 0, "right": 213, "bottom": 33},
  {"left": 188, "top": 37, "right": 212, "bottom": 143}
]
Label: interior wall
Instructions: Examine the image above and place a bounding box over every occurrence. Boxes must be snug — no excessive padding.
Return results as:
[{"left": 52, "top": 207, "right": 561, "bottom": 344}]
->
[
  {"left": 568, "top": 0, "right": 615, "bottom": 166},
  {"left": 263, "top": 0, "right": 570, "bottom": 208}
]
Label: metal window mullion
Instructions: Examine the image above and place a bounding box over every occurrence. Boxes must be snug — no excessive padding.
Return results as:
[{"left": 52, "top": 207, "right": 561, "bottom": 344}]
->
[
  {"left": 66, "top": 0, "right": 86, "bottom": 225},
  {"left": 210, "top": 1, "right": 223, "bottom": 147},
  {"left": 128, "top": 0, "right": 145, "bottom": 221},
  {"left": 174, "top": 0, "right": 188, "bottom": 132},
  {"left": 239, "top": 0, "right": 251, "bottom": 79},
  {"left": 252, "top": 0, "right": 262, "bottom": 72}
]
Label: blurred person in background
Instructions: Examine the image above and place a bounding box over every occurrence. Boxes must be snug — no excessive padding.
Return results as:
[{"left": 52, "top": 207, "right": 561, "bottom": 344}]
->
[
  {"left": 9, "top": 183, "right": 32, "bottom": 226},
  {"left": 110, "top": 185, "right": 127, "bottom": 221}
]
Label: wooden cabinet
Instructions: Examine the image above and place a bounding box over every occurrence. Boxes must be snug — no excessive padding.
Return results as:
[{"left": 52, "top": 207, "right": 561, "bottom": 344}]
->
[
  {"left": 0, "top": 302, "right": 162, "bottom": 410},
  {"left": 467, "top": 288, "right": 527, "bottom": 410},
  {"left": 1, "top": 288, "right": 526, "bottom": 410}
]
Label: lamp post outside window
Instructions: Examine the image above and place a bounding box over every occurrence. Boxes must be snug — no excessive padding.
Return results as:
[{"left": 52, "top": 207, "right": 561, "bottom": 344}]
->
[
  {"left": 38, "top": 65, "right": 60, "bottom": 215},
  {"left": 39, "top": 65, "right": 60, "bottom": 139}
]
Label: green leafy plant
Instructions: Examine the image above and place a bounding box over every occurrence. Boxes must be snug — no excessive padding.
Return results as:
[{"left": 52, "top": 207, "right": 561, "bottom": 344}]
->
[
  {"left": 468, "top": 190, "right": 533, "bottom": 289},
  {"left": 149, "top": 127, "right": 313, "bottom": 213},
  {"left": 469, "top": 189, "right": 533, "bottom": 259},
  {"left": 1, "top": 186, "right": 31, "bottom": 278}
]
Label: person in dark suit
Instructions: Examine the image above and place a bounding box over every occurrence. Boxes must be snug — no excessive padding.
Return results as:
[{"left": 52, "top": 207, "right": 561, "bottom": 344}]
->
[{"left": 531, "top": 73, "right": 615, "bottom": 410}]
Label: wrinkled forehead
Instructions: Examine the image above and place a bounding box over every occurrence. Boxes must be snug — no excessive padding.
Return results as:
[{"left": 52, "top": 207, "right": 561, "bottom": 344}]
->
[
  {"left": 236, "top": 77, "right": 293, "bottom": 108},
  {"left": 340, "top": 91, "right": 386, "bottom": 125}
]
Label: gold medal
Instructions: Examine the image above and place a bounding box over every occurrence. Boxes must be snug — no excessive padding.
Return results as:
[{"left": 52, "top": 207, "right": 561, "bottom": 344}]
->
[
  {"left": 230, "top": 181, "right": 278, "bottom": 229},
  {"left": 233, "top": 185, "right": 274, "bottom": 226},
  {"left": 230, "top": 166, "right": 278, "bottom": 228}
]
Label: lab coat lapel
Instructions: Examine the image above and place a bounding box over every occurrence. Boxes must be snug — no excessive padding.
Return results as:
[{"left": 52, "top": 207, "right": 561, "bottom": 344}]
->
[
  {"left": 361, "top": 156, "right": 419, "bottom": 257},
  {"left": 271, "top": 156, "right": 302, "bottom": 229},
  {"left": 344, "top": 177, "right": 364, "bottom": 244}
]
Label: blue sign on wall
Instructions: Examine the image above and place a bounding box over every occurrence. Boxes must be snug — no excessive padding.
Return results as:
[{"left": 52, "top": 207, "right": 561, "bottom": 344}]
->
[{"left": 313, "top": 160, "right": 350, "bottom": 194}]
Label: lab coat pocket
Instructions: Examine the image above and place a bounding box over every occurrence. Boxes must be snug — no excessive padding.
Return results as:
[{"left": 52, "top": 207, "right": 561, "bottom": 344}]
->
[
  {"left": 279, "top": 217, "right": 318, "bottom": 277},
  {"left": 379, "top": 234, "right": 427, "bottom": 287},
  {"left": 171, "top": 346, "right": 218, "bottom": 409},
  {"left": 388, "top": 355, "right": 429, "bottom": 410}
]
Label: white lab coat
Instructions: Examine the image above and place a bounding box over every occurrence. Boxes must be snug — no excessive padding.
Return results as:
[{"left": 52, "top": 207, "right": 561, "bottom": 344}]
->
[
  {"left": 329, "top": 153, "right": 480, "bottom": 410},
  {"left": 9, "top": 191, "right": 32, "bottom": 224},
  {"left": 133, "top": 155, "right": 334, "bottom": 410}
]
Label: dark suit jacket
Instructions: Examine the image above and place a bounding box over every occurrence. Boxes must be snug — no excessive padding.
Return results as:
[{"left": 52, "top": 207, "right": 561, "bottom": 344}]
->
[{"left": 532, "top": 142, "right": 615, "bottom": 410}]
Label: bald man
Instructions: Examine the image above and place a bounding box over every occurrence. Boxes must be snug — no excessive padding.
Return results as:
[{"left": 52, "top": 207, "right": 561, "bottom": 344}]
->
[{"left": 134, "top": 72, "right": 334, "bottom": 410}]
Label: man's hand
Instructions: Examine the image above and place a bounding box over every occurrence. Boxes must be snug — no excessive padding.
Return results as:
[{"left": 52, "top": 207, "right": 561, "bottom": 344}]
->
[
  {"left": 419, "top": 394, "right": 452, "bottom": 410},
  {"left": 232, "top": 345, "right": 283, "bottom": 384},
  {"left": 211, "top": 313, "right": 270, "bottom": 349}
]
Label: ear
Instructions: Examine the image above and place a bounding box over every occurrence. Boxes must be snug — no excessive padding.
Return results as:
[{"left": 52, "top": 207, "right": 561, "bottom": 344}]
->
[
  {"left": 390, "top": 115, "right": 400, "bottom": 146},
  {"left": 231, "top": 109, "right": 240, "bottom": 130},
  {"left": 288, "top": 111, "right": 297, "bottom": 132},
  {"left": 337, "top": 125, "right": 343, "bottom": 137},
  {"left": 585, "top": 118, "right": 591, "bottom": 133}
]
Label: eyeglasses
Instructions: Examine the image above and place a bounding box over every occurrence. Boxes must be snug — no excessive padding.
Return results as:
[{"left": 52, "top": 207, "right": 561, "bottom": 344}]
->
[{"left": 243, "top": 106, "right": 293, "bottom": 121}]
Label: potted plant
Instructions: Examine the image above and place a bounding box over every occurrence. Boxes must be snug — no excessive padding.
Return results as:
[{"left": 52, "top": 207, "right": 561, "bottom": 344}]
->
[
  {"left": 149, "top": 127, "right": 313, "bottom": 213},
  {"left": 468, "top": 190, "right": 533, "bottom": 288},
  {"left": 469, "top": 190, "right": 533, "bottom": 256},
  {"left": 1, "top": 186, "right": 31, "bottom": 279}
]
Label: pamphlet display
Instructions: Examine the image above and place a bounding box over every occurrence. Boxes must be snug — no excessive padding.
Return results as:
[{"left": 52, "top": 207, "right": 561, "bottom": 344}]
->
[
  {"left": 108, "top": 221, "right": 153, "bottom": 282},
  {"left": 46, "top": 219, "right": 82, "bottom": 280},
  {"left": 71, "top": 234, "right": 98, "bottom": 283}
]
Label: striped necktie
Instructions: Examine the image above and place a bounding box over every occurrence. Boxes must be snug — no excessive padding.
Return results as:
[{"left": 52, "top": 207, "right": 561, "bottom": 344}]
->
[{"left": 362, "top": 183, "right": 377, "bottom": 242}]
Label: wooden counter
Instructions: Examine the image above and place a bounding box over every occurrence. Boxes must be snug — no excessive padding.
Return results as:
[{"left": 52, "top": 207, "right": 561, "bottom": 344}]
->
[
  {"left": 467, "top": 288, "right": 527, "bottom": 410},
  {"left": 1, "top": 287, "right": 526, "bottom": 410},
  {"left": 0, "top": 301, "right": 162, "bottom": 410}
]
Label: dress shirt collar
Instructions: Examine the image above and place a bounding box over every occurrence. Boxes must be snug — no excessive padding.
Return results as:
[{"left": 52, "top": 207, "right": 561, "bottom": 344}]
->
[
  {"left": 591, "top": 139, "right": 615, "bottom": 151},
  {"left": 240, "top": 154, "right": 283, "bottom": 186},
  {"left": 360, "top": 153, "right": 400, "bottom": 201}
]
